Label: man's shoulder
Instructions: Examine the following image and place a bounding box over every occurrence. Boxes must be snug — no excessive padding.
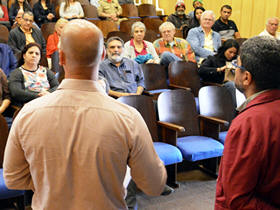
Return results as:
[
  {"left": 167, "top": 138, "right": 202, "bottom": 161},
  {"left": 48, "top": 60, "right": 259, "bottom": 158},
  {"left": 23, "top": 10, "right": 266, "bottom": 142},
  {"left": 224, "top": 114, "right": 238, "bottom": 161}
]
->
[{"left": 9, "top": 27, "right": 21, "bottom": 35}]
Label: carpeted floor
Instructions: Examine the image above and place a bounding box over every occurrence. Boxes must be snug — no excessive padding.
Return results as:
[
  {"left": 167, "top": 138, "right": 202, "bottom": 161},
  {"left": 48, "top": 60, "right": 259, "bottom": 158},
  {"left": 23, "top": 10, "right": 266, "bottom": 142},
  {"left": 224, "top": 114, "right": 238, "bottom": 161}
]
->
[{"left": 137, "top": 170, "right": 217, "bottom": 210}]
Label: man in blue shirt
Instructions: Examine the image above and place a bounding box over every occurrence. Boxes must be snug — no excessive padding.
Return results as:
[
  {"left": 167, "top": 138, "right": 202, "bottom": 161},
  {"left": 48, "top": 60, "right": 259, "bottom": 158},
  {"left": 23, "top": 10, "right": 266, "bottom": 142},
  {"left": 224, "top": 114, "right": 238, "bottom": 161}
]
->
[{"left": 99, "top": 36, "right": 145, "bottom": 98}]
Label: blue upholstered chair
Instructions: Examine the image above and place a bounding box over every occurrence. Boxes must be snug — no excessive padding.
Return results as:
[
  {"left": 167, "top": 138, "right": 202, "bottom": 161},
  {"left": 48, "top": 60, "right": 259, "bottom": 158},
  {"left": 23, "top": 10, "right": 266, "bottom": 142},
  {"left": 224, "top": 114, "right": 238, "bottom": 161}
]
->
[
  {"left": 198, "top": 86, "right": 237, "bottom": 144},
  {"left": 117, "top": 95, "right": 184, "bottom": 187},
  {"left": 0, "top": 115, "right": 25, "bottom": 209},
  {"left": 157, "top": 89, "right": 227, "bottom": 175}
]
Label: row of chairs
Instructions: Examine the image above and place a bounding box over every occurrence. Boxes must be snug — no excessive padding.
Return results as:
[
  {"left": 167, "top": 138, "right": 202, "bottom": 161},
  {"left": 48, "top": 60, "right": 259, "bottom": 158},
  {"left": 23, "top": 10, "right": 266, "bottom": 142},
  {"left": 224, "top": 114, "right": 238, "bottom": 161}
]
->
[{"left": 117, "top": 85, "right": 235, "bottom": 186}]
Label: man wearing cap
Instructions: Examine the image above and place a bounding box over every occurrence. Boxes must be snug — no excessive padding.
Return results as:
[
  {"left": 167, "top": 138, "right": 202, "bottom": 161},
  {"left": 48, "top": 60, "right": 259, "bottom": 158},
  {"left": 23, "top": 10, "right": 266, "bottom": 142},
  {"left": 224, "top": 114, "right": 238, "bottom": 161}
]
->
[
  {"left": 188, "top": 0, "right": 203, "bottom": 18},
  {"left": 167, "top": 1, "right": 191, "bottom": 38}
]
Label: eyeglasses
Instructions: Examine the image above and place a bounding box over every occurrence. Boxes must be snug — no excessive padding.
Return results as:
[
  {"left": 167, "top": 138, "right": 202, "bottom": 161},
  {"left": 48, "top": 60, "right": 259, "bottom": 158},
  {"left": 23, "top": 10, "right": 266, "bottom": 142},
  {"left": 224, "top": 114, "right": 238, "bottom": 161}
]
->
[
  {"left": 23, "top": 18, "right": 33, "bottom": 23},
  {"left": 232, "top": 59, "right": 246, "bottom": 71}
]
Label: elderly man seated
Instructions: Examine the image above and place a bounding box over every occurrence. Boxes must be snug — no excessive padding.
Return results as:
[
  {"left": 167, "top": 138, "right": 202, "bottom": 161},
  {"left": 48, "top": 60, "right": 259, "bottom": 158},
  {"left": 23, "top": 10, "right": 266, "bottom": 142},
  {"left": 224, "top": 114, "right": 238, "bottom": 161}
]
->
[
  {"left": 153, "top": 22, "right": 196, "bottom": 68},
  {"left": 8, "top": 11, "right": 46, "bottom": 55},
  {"left": 99, "top": 36, "right": 144, "bottom": 98},
  {"left": 187, "top": 10, "right": 221, "bottom": 63},
  {"left": 259, "top": 17, "right": 280, "bottom": 40}
]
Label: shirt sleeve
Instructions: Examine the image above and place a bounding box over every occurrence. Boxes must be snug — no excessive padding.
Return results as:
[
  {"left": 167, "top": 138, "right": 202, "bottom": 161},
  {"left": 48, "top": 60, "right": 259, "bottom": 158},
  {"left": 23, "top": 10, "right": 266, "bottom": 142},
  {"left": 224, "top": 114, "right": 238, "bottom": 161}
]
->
[
  {"left": 3, "top": 112, "right": 34, "bottom": 190},
  {"left": 215, "top": 118, "right": 277, "bottom": 209},
  {"left": 0, "top": 69, "right": 11, "bottom": 101},
  {"left": 128, "top": 110, "right": 167, "bottom": 196},
  {"left": 134, "top": 62, "right": 145, "bottom": 88}
]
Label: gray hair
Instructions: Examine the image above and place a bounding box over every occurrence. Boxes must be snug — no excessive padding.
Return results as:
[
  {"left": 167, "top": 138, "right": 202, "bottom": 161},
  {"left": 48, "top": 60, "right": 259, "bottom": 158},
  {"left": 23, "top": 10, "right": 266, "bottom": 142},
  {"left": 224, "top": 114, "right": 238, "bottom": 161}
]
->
[
  {"left": 266, "top": 17, "right": 279, "bottom": 25},
  {"left": 106, "top": 36, "right": 124, "bottom": 48},
  {"left": 159, "top": 22, "right": 175, "bottom": 33},
  {"left": 201, "top": 10, "right": 215, "bottom": 21},
  {"left": 240, "top": 36, "right": 280, "bottom": 91},
  {"left": 22, "top": 11, "right": 34, "bottom": 18},
  {"left": 131, "top": 21, "right": 146, "bottom": 35}
]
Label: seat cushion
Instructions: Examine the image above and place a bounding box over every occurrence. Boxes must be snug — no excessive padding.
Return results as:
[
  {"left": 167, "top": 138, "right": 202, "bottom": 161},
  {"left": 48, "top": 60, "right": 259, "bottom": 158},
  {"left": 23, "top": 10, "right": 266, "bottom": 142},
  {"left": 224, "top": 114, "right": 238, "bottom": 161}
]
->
[
  {"left": 0, "top": 169, "right": 24, "bottom": 199},
  {"left": 153, "top": 142, "right": 183, "bottom": 166},
  {"left": 219, "top": 131, "right": 228, "bottom": 145},
  {"left": 146, "top": 89, "right": 170, "bottom": 94},
  {"left": 177, "top": 136, "right": 224, "bottom": 162}
]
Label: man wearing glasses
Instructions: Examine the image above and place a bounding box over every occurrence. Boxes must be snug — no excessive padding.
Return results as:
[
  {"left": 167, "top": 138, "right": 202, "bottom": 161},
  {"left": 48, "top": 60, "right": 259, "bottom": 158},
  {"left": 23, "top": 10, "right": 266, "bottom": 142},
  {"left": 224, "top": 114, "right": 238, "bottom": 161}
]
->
[
  {"left": 8, "top": 11, "right": 46, "bottom": 55},
  {"left": 215, "top": 36, "right": 280, "bottom": 209}
]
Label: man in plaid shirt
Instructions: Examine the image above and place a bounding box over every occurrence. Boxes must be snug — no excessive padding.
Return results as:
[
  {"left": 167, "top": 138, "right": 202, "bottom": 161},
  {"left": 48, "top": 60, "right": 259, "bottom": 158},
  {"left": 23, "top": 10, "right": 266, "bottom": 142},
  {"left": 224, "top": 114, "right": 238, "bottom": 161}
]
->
[{"left": 153, "top": 22, "right": 196, "bottom": 68}]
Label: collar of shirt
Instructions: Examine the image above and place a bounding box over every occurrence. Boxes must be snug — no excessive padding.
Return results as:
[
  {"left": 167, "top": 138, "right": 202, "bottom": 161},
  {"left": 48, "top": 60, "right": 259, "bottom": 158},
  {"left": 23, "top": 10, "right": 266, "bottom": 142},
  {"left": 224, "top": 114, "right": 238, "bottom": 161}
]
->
[
  {"left": 164, "top": 38, "right": 178, "bottom": 47},
  {"left": 130, "top": 39, "right": 147, "bottom": 48},
  {"left": 237, "top": 89, "right": 270, "bottom": 112},
  {"left": 57, "top": 79, "right": 107, "bottom": 94},
  {"left": 20, "top": 26, "right": 32, "bottom": 34}
]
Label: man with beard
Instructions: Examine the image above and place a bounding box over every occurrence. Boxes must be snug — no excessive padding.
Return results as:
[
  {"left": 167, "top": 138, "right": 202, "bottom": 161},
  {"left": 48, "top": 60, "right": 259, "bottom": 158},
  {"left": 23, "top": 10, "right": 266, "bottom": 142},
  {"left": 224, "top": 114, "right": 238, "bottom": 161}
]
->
[
  {"left": 167, "top": 1, "right": 191, "bottom": 38},
  {"left": 215, "top": 36, "right": 280, "bottom": 209},
  {"left": 212, "top": 5, "right": 241, "bottom": 41},
  {"left": 99, "top": 36, "right": 144, "bottom": 98}
]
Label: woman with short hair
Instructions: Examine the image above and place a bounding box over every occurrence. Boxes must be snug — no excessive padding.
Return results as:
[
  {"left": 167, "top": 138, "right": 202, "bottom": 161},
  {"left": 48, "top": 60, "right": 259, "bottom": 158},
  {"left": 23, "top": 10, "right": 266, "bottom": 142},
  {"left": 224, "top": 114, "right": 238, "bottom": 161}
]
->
[{"left": 124, "top": 21, "right": 160, "bottom": 64}]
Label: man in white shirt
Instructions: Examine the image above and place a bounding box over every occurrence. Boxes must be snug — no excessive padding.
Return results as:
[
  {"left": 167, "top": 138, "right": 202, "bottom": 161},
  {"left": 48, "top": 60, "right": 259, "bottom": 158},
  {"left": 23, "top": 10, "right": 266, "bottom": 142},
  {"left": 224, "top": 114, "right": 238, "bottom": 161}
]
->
[{"left": 259, "top": 17, "right": 280, "bottom": 40}]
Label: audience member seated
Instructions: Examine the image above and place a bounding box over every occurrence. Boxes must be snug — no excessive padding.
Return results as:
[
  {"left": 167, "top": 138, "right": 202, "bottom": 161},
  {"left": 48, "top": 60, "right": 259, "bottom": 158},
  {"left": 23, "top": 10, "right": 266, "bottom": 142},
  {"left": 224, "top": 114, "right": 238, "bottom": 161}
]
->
[
  {"left": 199, "top": 39, "right": 239, "bottom": 106},
  {"left": 187, "top": 0, "right": 203, "bottom": 18},
  {"left": 11, "top": 10, "right": 23, "bottom": 28},
  {"left": 153, "top": 22, "right": 196, "bottom": 69},
  {"left": 212, "top": 5, "right": 241, "bottom": 41},
  {"left": 124, "top": 21, "right": 160, "bottom": 64},
  {"left": 8, "top": 11, "right": 46, "bottom": 55},
  {"left": 99, "top": 36, "right": 144, "bottom": 98},
  {"left": 33, "top": 0, "right": 56, "bottom": 28},
  {"left": 189, "top": 6, "right": 205, "bottom": 29},
  {"left": 167, "top": 1, "right": 191, "bottom": 38},
  {"left": 259, "top": 17, "right": 280, "bottom": 40},
  {"left": 59, "top": 0, "right": 84, "bottom": 20},
  {"left": 0, "top": 68, "right": 11, "bottom": 115},
  {"left": 9, "top": 0, "right": 32, "bottom": 24},
  {"left": 98, "top": 0, "right": 125, "bottom": 25},
  {"left": 187, "top": 10, "right": 221, "bottom": 63},
  {"left": 46, "top": 18, "right": 68, "bottom": 58},
  {"left": 8, "top": 43, "right": 58, "bottom": 107},
  {"left": 0, "top": 43, "right": 17, "bottom": 77},
  {"left": 0, "top": 0, "right": 9, "bottom": 27}
]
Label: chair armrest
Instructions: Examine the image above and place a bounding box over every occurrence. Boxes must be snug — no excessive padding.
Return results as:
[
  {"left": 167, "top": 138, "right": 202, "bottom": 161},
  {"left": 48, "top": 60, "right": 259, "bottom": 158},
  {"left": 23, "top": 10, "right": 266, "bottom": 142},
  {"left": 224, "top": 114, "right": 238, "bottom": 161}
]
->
[
  {"left": 143, "top": 90, "right": 152, "bottom": 96},
  {"left": 198, "top": 115, "right": 229, "bottom": 140},
  {"left": 168, "top": 84, "right": 191, "bottom": 91},
  {"left": 157, "top": 121, "right": 185, "bottom": 146}
]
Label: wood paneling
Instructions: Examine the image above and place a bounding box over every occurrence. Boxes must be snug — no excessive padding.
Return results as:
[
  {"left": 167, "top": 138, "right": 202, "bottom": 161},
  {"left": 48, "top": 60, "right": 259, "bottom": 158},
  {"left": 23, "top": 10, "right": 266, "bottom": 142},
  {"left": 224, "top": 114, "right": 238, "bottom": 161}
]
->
[{"left": 158, "top": 0, "right": 280, "bottom": 38}]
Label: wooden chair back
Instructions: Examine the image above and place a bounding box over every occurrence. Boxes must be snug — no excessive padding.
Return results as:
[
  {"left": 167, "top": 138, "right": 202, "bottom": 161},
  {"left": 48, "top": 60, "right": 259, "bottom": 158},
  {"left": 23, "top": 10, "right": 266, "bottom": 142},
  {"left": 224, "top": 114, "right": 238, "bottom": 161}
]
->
[
  {"left": 39, "top": 53, "right": 48, "bottom": 68},
  {"left": 41, "top": 22, "right": 56, "bottom": 41},
  {"left": 107, "top": 31, "right": 131, "bottom": 43},
  {"left": 82, "top": 5, "right": 98, "bottom": 19},
  {"left": 77, "top": 0, "right": 89, "bottom": 5},
  {"left": 142, "top": 18, "right": 162, "bottom": 34},
  {"left": 88, "top": 20, "right": 118, "bottom": 38},
  {"left": 0, "top": 25, "right": 9, "bottom": 43},
  {"left": 0, "top": 115, "right": 9, "bottom": 167},
  {"left": 119, "top": 18, "right": 141, "bottom": 33},
  {"left": 174, "top": 29, "right": 183, "bottom": 38},
  {"left": 158, "top": 89, "right": 200, "bottom": 137},
  {"left": 199, "top": 85, "right": 236, "bottom": 131},
  {"left": 117, "top": 95, "right": 159, "bottom": 141},
  {"left": 138, "top": 4, "right": 157, "bottom": 17},
  {"left": 168, "top": 61, "right": 201, "bottom": 97},
  {"left": 144, "top": 29, "right": 159, "bottom": 43},
  {"left": 121, "top": 4, "right": 139, "bottom": 17},
  {"left": 141, "top": 63, "right": 168, "bottom": 91}
]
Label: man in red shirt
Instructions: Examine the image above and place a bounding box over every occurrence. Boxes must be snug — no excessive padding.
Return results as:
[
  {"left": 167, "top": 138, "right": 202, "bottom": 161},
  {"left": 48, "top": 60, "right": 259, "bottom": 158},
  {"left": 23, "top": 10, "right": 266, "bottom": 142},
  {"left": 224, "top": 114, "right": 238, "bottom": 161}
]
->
[{"left": 215, "top": 36, "right": 280, "bottom": 209}]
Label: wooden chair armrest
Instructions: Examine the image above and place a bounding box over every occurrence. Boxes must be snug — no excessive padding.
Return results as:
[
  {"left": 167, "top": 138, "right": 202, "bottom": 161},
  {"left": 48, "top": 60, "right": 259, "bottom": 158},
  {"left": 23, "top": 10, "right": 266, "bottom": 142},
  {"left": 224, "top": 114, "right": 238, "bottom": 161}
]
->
[
  {"left": 168, "top": 84, "right": 191, "bottom": 91},
  {"left": 143, "top": 90, "right": 152, "bottom": 96},
  {"left": 198, "top": 115, "right": 229, "bottom": 140},
  {"left": 157, "top": 121, "right": 185, "bottom": 132},
  {"left": 157, "top": 121, "right": 185, "bottom": 146}
]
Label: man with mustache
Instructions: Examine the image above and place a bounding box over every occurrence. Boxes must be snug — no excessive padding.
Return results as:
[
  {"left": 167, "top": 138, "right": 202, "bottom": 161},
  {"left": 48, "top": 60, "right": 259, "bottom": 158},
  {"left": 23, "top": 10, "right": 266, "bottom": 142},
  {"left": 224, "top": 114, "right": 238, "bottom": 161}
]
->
[{"left": 99, "top": 36, "right": 144, "bottom": 98}]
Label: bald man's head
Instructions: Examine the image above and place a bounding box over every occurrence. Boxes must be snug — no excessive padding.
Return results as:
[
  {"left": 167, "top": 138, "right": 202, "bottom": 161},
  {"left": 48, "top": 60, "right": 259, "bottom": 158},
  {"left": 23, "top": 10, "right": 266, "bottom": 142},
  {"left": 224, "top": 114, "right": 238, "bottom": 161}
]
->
[{"left": 60, "top": 19, "right": 104, "bottom": 68}]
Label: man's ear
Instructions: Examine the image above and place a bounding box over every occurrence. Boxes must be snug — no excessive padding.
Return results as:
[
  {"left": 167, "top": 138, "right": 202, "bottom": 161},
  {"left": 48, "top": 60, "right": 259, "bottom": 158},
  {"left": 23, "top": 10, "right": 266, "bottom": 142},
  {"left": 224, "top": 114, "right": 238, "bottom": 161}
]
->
[
  {"left": 59, "top": 50, "right": 65, "bottom": 66},
  {"left": 243, "top": 71, "right": 253, "bottom": 87}
]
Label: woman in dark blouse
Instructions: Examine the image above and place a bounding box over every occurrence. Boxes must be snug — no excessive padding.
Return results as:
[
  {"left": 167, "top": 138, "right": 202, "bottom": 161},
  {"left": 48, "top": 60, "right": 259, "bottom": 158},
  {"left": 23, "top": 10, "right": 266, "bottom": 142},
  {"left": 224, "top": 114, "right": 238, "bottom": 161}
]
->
[
  {"left": 189, "top": 6, "right": 205, "bottom": 29},
  {"left": 33, "top": 0, "right": 55, "bottom": 27},
  {"left": 0, "top": 68, "right": 10, "bottom": 114},
  {"left": 198, "top": 39, "right": 239, "bottom": 84},
  {"left": 9, "top": 0, "right": 32, "bottom": 24}
]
